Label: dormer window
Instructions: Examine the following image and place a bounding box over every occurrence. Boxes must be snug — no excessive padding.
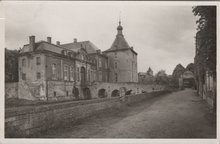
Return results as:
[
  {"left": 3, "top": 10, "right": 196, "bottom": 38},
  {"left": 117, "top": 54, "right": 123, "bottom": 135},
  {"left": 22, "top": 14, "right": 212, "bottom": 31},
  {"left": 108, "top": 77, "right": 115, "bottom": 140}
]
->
[
  {"left": 61, "top": 50, "right": 67, "bottom": 55},
  {"left": 64, "top": 51, "right": 67, "bottom": 56}
]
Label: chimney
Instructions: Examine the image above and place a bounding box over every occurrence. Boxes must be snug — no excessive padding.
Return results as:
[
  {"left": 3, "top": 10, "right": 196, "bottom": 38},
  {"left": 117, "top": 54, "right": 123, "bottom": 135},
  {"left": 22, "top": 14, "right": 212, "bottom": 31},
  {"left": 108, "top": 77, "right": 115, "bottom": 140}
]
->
[
  {"left": 29, "top": 35, "right": 35, "bottom": 51},
  {"left": 74, "top": 38, "right": 77, "bottom": 43},
  {"left": 131, "top": 46, "right": 133, "bottom": 50},
  {"left": 47, "top": 37, "right": 52, "bottom": 43},
  {"left": 56, "top": 41, "right": 60, "bottom": 45}
]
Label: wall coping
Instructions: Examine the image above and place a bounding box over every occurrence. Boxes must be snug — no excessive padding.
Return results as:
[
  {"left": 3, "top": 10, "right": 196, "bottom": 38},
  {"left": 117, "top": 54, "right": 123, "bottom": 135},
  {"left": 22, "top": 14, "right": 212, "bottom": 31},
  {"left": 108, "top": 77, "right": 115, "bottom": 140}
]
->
[
  {"left": 5, "top": 97, "right": 120, "bottom": 118},
  {"left": 5, "top": 91, "right": 168, "bottom": 118}
]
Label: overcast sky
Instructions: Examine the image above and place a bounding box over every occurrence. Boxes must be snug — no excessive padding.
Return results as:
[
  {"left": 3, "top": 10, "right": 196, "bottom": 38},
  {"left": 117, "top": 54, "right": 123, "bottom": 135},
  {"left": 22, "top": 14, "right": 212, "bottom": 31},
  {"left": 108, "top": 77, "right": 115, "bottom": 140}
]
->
[{"left": 4, "top": 1, "right": 198, "bottom": 75}]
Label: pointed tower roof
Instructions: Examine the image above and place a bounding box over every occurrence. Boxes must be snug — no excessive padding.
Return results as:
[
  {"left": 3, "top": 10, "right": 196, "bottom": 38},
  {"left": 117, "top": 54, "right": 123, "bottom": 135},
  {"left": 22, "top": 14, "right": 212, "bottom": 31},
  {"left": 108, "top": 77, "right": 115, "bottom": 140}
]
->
[{"left": 104, "top": 21, "right": 137, "bottom": 54}]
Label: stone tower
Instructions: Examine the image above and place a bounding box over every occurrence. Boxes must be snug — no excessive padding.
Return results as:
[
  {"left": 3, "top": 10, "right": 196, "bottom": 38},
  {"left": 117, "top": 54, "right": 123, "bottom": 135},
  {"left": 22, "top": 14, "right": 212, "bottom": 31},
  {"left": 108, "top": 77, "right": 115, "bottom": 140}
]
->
[{"left": 103, "top": 21, "right": 138, "bottom": 83}]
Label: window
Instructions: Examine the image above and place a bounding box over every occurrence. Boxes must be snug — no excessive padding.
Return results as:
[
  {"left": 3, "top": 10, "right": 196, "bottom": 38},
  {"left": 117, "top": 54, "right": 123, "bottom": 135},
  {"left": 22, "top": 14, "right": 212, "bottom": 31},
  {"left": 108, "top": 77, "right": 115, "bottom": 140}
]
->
[
  {"left": 90, "top": 70, "right": 93, "bottom": 81},
  {"left": 88, "top": 69, "right": 90, "bottom": 82},
  {"left": 115, "top": 73, "right": 118, "bottom": 82},
  {"left": 70, "top": 66, "right": 74, "bottom": 81},
  {"left": 105, "top": 61, "right": 108, "bottom": 69},
  {"left": 52, "top": 64, "right": 57, "bottom": 80},
  {"left": 115, "top": 62, "right": 117, "bottom": 69},
  {"left": 64, "top": 65, "right": 69, "bottom": 81},
  {"left": 99, "top": 58, "right": 102, "bottom": 67},
  {"left": 66, "top": 91, "right": 69, "bottom": 96},
  {"left": 36, "top": 57, "right": 41, "bottom": 65},
  {"left": 22, "top": 73, "right": 26, "bottom": 80},
  {"left": 22, "top": 58, "right": 26, "bottom": 67},
  {"left": 36, "top": 72, "right": 41, "bottom": 79},
  {"left": 54, "top": 91, "right": 56, "bottom": 97},
  {"left": 99, "top": 71, "right": 102, "bottom": 81},
  {"left": 77, "top": 67, "right": 80, "bottom": 81},
  {"left": 115, "top": 52, "right": 117, "bottom": 58}
]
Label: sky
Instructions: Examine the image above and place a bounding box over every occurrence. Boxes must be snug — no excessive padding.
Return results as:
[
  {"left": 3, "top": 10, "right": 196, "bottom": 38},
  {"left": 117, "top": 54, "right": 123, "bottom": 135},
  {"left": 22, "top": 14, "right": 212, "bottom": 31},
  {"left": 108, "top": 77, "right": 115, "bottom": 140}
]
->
[{"left": 3, "top": 1, "right": 198, "bottom": 75}]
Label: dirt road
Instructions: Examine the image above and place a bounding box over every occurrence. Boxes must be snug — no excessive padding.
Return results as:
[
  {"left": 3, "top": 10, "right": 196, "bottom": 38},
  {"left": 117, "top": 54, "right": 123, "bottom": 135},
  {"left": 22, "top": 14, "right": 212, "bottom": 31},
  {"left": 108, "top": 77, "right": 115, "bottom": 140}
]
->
[{"left": 40, "top": 89, "right": 216, "bottom": 138}]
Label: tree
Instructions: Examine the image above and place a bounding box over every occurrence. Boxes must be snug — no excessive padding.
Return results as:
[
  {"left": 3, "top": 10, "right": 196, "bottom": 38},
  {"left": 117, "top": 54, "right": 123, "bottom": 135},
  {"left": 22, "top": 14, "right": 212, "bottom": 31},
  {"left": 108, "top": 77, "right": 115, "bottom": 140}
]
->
[
  {"left": 193, "top": 6, "right": 216, "bottom": 112},
  {"left": 185, "top": 63, "right": 194, "bottom": 73},
  {"left": 193, "top": 6, "right": 216, "bottom": 78},
  {"left": 172, "top": 64, "right": 185, "bottom": 80},
  {"left": 5, "top": 48, "right": 19, "bottom": 82},
  {"left": 155, "top": 70, "right": 169, "bottom": 85}
]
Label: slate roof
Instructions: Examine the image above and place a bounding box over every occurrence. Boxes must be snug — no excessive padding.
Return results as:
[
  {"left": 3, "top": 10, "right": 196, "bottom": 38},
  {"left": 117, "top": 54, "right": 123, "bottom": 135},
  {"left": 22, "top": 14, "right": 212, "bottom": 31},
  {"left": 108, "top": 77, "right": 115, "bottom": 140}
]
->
[
  {"left": 61, "top": 41, "right": 99, "bottom": 54},
  {"left": 21, "top": 41, "right": 72, "bottom": 53},
  {"left": 104, "top": 23, "right": 137, "bottom": 55}
]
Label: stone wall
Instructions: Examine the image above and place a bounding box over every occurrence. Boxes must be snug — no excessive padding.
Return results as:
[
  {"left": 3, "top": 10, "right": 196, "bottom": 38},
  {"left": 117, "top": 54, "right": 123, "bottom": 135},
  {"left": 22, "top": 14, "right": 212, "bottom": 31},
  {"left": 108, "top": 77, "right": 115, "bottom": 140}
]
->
[
  {"left": 18, "top": 80, "right": 46, "bottom": 101},
  {"left": 5, "top": 82, "right": 18, "bottom": 99},
  {"left": 5, "top": 90, "right": 169, "bottom": 138}
]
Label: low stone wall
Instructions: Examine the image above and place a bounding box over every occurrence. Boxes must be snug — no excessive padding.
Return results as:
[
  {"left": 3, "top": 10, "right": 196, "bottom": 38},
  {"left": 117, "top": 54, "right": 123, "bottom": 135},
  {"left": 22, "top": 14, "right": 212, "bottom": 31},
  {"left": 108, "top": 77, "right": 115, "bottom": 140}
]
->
[
  {"left": 5, "top": 82, "right": 18, "bottom": 99},
  {"left": 5, "top": 90, "right": 170, "bottom": 138}
]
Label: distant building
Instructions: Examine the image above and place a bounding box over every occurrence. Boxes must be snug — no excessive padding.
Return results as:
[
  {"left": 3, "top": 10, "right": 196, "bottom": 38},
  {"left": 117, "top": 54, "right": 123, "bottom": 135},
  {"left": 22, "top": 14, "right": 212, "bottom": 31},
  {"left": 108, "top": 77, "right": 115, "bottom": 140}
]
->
[
  {"left": 138, "top": 67, "right": 154, "bottom": 84},
  {"left": 179, "top": 70, "right": 195, "bottom": 89}
]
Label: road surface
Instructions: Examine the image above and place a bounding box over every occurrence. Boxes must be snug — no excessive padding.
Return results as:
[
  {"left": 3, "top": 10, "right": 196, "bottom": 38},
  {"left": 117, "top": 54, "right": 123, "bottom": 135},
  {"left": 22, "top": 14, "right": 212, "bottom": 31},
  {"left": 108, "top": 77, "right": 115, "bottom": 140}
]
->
[{"left": 40, "top": 89, "right": 216, "bottom": 138}]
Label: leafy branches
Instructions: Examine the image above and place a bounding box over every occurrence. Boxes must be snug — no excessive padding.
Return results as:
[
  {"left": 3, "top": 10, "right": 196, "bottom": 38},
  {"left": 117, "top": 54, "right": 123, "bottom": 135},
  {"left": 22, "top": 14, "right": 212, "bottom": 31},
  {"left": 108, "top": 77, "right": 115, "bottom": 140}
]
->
[{"left": 193, "top": 6, "right": 216, "bottom": 79}]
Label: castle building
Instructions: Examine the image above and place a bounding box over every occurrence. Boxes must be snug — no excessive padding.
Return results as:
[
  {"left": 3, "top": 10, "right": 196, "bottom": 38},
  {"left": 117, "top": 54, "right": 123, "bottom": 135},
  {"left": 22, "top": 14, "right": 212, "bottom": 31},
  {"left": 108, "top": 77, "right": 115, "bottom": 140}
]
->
[
  {"left": 18, "top": 21, "right": 138, "bottom": 101},
  {"left": 104, "top": 21, "right": 138, "bottom": 83}
]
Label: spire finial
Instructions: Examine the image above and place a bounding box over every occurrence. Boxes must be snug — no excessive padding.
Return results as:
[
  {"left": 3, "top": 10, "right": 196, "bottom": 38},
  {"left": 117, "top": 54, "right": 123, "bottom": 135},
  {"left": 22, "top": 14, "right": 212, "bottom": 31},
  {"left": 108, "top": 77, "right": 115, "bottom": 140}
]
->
[
  {"left": 119, "top": 11, "right": 121, "bottom": 25},
  {"left": 117, "top": 11, "right": 123, "bottom": 32}
]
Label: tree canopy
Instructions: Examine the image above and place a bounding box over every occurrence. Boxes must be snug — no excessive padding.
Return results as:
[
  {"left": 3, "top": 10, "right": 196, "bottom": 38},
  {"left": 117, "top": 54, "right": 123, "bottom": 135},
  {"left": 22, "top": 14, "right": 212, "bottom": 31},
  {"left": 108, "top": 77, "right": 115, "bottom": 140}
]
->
[
  {"left": 193, "top": 6, "right": 216, "bottom": 79},
  {"left": 186, "top": 63, "right": 194, "bottom": 73},
  {"left": 5, "top": 48, "right": 19, "bottom": 82}
]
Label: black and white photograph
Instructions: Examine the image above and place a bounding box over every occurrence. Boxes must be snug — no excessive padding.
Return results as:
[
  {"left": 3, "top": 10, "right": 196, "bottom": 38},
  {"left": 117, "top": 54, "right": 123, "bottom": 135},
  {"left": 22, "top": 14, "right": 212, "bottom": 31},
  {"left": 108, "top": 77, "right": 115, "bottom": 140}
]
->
[{"left": 1, "top": 1, "right": 218, "bottom": 142}]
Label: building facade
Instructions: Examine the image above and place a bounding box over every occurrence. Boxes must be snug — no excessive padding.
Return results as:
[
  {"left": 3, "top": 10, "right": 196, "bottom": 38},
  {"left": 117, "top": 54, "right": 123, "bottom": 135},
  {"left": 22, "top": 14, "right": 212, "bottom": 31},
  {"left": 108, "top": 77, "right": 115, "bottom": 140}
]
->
[
  {"left": 18, "top": 21, "right": 138, "bottom": 101},
  {"left": 18, "top": 36, "right": 102, "bottom": 100}
]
